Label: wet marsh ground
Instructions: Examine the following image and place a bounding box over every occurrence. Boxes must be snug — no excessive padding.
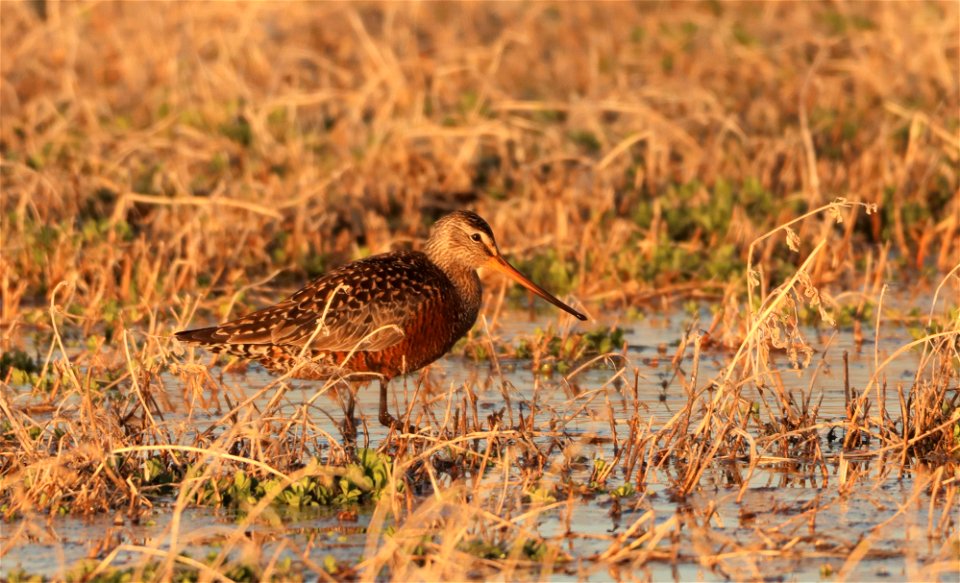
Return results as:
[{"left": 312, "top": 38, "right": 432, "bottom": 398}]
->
[
  {"left": 2, "top": 2, "right": 959, "bottom": 581},
  {"left": 3, "top": 295, "right": 958, "bottom": 581}
]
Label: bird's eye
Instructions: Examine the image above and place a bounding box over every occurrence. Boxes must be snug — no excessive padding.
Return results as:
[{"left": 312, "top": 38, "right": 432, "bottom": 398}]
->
[{"left": 471, "top": 233, "right": 482, "bottom": 242}]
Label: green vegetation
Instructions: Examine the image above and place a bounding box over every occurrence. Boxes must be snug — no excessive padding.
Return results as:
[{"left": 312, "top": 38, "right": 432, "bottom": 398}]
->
[
  {"left": 0, "top": 349, "right": 38, "bottom": 379},
  {"left": 206, "top": 449, "right": 390, "bottom": 509},
  {"left": 134, "top": 450, "right": 391, "bottom": 510},
  {"left": 514, "top": 326, "right": 625, "bottom": 361}
]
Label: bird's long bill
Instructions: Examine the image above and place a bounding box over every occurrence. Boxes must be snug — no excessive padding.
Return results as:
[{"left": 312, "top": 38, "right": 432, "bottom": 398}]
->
[{"left": 486, "top": 255, "right": 587, "bottom": 321}]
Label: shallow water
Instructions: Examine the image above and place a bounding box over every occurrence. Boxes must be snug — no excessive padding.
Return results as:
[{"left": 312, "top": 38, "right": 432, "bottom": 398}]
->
[{"left": 2, "top": 309, "right": 954, "bottom": 581}]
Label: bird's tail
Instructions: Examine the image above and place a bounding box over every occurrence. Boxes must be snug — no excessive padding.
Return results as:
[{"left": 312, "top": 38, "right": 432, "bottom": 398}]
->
[
  {"left": 175, "top": 326, "right": 276, "bottom": 360},
  {"left": 175, "top": 326, "right": 222, "bottom": 346}
]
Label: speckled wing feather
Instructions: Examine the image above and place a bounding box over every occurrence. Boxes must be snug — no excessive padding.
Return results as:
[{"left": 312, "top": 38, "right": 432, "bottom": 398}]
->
[{"left": 176, "top": 251, "right": 448, "bottom": 357}]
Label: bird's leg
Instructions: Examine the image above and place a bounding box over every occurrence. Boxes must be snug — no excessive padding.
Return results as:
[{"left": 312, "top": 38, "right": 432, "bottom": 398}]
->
[
  {"left": 378, "top": 379, "right": 395, "bottom": 429},
  {"left": 345, "top": 384, "right": 356, "bottom": 420},
  {"left": 378, "top": 379, "right": 421, "bottom": 434},
  {"left": 339, "top": 383, "right": 357, "bottom": 443}
]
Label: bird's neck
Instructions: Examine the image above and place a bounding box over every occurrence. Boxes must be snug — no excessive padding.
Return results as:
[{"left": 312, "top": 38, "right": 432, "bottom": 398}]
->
[
  {"left": 448, "top": 266, "right": 482, "bottom": 304},
  {"left": 449, "top": 267, "right": 482, "bottom": 330},
  {"left": 425, "top": 245, "right": 483, "bottom": 317}
]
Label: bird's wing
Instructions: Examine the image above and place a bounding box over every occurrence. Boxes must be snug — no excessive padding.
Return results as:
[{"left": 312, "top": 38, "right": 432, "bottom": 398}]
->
[{"left": 190, "top": 252, "right": 446, "bottom": 353}]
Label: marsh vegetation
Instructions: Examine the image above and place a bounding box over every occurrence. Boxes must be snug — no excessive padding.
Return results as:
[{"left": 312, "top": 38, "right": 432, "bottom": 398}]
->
[{"left": 2, "top": 2, "right": 958, "bottom": 581}]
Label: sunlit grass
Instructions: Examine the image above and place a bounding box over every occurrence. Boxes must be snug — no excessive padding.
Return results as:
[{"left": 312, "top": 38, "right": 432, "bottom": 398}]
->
[{"left": 1, "top": 1, "right": 958, "bottom": 580}]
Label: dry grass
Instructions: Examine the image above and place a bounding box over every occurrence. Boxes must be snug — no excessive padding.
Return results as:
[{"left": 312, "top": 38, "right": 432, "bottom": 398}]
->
[
  {"left": 2, "top": 1, "right": 958, "bottom": 323},
  {"left": 2, "top": 1, "right": 959, "bottom": 581}
]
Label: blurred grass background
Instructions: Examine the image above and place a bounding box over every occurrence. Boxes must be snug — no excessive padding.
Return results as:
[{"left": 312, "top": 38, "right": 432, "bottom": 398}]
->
[{"left": 1, "top": 1, "right": 957, "bottom": 329}]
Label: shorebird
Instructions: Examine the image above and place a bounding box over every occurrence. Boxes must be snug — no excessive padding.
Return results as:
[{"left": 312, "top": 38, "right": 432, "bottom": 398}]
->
[{"left": 176, "top": 210, "right": 587, "bottom": 431}]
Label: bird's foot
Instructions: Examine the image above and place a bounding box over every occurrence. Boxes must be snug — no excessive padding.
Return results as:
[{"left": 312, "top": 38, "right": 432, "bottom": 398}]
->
[{"left": 378, "top": 411, "right": 419, "bottom": 435}]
